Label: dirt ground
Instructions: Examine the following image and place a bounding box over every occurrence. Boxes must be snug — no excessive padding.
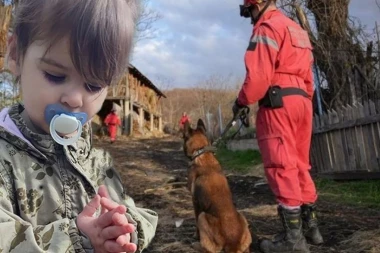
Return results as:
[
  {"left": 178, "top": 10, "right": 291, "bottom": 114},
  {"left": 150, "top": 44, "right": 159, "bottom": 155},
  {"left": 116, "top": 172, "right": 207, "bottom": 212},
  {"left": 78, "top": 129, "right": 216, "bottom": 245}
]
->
[{"left": 94, "top": 135, "right": 380, "bottom": 253}]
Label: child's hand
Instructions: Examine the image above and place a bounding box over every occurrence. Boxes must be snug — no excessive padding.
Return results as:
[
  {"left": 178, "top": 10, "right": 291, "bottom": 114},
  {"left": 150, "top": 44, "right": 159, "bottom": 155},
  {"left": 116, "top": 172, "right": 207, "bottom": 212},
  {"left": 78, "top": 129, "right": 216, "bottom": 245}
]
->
[
  {"left": 102, "top": 198, "right": 137, "bottom": 253},
  {"left": 77, "top": 195, "right": 135, "bottom": 253},
  {"left": 98, "top": 185, "right": 138, "bottom": 253}
]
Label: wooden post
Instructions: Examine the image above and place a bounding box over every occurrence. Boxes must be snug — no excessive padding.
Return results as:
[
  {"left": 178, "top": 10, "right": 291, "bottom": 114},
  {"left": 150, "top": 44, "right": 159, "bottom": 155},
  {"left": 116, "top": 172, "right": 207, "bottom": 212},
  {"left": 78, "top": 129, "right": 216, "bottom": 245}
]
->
[
  {"left": 129, "top": 99, "right": 133, "bottom": 135},
  {"left": 126, "top": 72, "right": 133, "bottom": 136},
  {"left": 139, "top": 107, "right": 144, "bottom": 132},
  {"left": 123, "top": 100, "right": 130, "bottom": 135},
  {"left": 126, "top": 74, "right": 130, "bottom": 98},
  {"left": 150, "top": 113, "right": 154, "bottom": 131},
  {"left": 159, "top": 117, "right": 162, "bottom": 132},
  {"left": 112, "top": 86, "right": 116, "bottom": 97}
]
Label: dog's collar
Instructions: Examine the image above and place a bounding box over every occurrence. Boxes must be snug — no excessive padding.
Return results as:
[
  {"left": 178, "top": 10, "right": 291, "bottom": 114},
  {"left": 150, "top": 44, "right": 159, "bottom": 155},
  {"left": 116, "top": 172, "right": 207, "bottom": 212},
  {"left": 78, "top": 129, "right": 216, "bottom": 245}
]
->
[{"left": 191, "top": 146, "right": 217, "bottom": 160}]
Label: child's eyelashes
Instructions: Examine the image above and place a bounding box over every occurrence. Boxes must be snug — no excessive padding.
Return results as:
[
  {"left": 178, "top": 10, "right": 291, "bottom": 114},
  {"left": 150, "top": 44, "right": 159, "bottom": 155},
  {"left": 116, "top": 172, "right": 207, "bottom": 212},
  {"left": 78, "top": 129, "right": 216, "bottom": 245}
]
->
[
  {"left": 43, "top": 71, "right": 104, "bottom": 93},
  {"left": 85, "top": 83, "right": 104, "bottom": 93},
  {"left": 43, "top": 71, "right": 66, "bottom": 84}
]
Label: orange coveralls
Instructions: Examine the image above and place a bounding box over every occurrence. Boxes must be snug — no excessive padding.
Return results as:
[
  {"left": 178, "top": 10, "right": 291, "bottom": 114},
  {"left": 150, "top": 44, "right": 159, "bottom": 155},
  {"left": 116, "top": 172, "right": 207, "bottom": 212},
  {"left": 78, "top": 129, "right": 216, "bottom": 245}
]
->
[
  {"left": 104, "top": 112, "right": 121, "bottom": 142},
  {"left": 179, "top": 115, "right": 190, "bottom": 130},
  {"left": 237, "top": 9, "right": 316, "bottom": 206}
]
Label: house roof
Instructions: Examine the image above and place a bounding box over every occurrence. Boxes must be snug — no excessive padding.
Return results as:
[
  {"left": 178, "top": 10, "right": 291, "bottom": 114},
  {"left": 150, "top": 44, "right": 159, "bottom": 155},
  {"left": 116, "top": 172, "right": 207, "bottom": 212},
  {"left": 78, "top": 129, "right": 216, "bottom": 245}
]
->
[{"left": 128, "top": 64, "right": 166, "bottom": 98}]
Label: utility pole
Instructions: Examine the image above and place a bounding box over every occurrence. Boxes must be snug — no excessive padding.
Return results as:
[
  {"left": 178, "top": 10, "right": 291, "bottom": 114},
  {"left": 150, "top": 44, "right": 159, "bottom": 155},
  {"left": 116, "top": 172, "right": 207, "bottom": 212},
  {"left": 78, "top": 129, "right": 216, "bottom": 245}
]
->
[{"left": 218, "top": 104, "right": 223, "bottom": 134}]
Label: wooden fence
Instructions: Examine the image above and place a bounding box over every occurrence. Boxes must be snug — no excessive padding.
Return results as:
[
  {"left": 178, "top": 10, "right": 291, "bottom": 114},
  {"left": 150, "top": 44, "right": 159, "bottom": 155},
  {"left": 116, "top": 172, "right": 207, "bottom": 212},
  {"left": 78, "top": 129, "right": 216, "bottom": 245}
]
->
[{"left": 311, "top": 100, "right": 380, "bottom": 179}]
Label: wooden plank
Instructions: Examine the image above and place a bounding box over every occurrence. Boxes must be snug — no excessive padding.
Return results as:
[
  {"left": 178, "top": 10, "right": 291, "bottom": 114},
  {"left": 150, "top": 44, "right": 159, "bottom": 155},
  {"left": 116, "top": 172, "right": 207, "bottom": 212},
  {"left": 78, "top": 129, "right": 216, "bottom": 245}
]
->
[
  {"left": 369, "top": 100, "right": 380, "bottom": 172},
  {"left": 312, "top": 113, "right": 328, "bottom": 174},
  {"left": 311, "top": 134, "right": 323, "bottom": 174},
  {"left": 369, "top": 100, "right": 377, "bottom": 115},
  {"left": 106, "top": 96, "right": 129, "bottom": 100},
  {"left": 317, "top": 133, "right": 328, "bottom": 173},
  {"left": 348, "top": 104, "right": 362, "bottom": 171},
  {"left": 319, "top": 112, "right": 325, "bottom": 128},
  {"left": 312, "top": 113, "right": 380, "bottom": 134},
  {"left": 363, "top": 100, "right": 378, "bottom": 172},
  {"left": 330, "top": 109, "right": 345, "bottom": 173},
  {"left": 336, "top": 108, "right": 349, "bottom": 172},
  {"left": 342, "top": 106, "right": 356, "bottom": 171},
  {"left": 318, "top": 133, "right": 328, "bottom": 173},
  {"left": 321, "top": 110, "right": 335, "bottom": 172},
  {"left": 355, "top": 103, "right": 368, "bottom": 171},
  {"left": 325, "top": 110, "right": 335, "bottom": 173}
]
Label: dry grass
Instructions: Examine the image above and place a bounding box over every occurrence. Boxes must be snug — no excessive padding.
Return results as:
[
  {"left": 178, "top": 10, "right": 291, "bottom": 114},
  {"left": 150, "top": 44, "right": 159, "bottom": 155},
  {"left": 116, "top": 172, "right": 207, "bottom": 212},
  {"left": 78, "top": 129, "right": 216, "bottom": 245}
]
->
[
  {"left": 339, "top": 230, "right": 380, "bottom": 253},
  {"left": 240, "top": 205, "right": 277, "bottom": 217}
]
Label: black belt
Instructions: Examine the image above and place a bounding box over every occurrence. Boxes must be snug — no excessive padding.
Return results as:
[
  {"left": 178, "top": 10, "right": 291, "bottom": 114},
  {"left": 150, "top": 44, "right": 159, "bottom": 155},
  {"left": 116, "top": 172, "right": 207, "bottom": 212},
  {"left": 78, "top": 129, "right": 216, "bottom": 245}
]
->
[{"left": 258, "top": 86, "right": 310, "bottom": 108}]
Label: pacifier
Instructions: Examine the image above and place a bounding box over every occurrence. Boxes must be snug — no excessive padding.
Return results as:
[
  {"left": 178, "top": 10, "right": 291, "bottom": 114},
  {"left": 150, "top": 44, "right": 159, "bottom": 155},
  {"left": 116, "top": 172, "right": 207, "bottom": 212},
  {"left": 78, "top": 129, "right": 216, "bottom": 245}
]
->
[{"left": 44, "top": 104, "right": 88, "bottom": 146}]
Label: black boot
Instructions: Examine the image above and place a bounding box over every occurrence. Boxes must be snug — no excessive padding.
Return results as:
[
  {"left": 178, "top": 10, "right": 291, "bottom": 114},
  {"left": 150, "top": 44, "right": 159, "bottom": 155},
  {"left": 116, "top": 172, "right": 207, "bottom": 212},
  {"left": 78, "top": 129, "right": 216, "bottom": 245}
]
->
[
  {"left": 260, "top": 206, "right": 310, "bottom": 253},
  {"left": 301, "top": 204, "right": 324, "bottom": 245}
]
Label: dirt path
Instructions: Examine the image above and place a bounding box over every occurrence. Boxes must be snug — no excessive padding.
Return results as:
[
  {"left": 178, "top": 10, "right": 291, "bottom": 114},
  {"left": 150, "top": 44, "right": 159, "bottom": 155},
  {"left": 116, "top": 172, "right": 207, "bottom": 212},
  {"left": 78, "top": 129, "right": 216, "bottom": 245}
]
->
[{"left": 94, "top": 136, "right": 380, "bottom": 253}]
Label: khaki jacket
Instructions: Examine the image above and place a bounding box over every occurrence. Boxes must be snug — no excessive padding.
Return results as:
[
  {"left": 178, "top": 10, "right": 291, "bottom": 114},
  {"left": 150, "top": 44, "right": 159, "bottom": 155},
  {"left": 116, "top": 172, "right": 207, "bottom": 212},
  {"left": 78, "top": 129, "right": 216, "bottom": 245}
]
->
[{"left": 0, "top": 104, "right": 158, "bottom": 253}]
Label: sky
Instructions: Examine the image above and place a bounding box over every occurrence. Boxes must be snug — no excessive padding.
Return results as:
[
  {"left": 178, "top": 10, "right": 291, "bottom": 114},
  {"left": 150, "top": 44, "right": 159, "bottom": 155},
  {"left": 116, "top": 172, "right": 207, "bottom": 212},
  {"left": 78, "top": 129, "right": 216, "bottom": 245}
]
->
[{"left": 132, "top": 0, "right": 380, "bottom": 89}]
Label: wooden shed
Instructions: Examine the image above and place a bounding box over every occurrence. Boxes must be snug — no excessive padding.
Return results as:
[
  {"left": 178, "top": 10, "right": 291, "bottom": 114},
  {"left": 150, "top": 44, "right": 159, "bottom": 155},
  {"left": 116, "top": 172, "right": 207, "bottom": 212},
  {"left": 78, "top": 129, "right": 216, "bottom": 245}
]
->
[{"left": 95, "top": 64, "right": 165, "bottom": 136}]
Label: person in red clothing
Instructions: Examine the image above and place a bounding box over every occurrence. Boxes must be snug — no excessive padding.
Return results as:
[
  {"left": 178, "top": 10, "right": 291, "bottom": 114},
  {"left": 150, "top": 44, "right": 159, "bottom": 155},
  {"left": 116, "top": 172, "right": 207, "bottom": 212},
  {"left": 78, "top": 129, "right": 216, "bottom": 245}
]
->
[
  {"left": 234, "top": 1, "right": 323, "bottom": 252},
  {"left": 104, "top": 108, "right": 121, "bottom": 143},
  {"left": 178, "top": 112, "right": 190, "bottom": 130}
]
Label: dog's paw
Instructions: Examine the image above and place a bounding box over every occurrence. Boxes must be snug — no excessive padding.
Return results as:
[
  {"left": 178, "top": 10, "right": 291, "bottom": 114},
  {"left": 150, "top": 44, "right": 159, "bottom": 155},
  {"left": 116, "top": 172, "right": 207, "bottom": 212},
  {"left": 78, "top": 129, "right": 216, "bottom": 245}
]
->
[{"left": 191, "top": 242, "right": 202, "bottom": 251}]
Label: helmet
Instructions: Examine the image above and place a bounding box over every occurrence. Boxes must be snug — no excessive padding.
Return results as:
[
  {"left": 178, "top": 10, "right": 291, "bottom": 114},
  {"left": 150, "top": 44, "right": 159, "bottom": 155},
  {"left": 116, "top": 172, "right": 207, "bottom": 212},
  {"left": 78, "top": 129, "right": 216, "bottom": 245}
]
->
[
  {"left": 243, "top": 0, "right": 275, "bottom": 6},
  {"left": 243, "top": 0, "right": 264, "bottom": 6},
  {"left": 240, "top": 1, "right": 259, "bottom": 18},
  {"left": 240, "top": 0, "right": 275, "bottom": 19}
]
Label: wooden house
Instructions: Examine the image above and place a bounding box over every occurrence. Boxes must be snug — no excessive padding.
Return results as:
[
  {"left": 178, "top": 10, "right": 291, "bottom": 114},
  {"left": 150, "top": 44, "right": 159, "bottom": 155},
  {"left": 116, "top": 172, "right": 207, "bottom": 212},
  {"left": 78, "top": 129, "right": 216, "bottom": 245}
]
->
[{"left": 95, "top": 64, "right": 165, "bottom": 136}]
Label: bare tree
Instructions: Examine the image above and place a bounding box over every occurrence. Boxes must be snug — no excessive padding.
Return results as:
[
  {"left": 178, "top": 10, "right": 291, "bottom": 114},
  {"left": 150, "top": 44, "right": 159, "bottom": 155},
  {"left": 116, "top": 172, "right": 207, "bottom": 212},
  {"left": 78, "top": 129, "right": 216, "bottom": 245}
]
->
[
  {"left": 0, "top": 2, "right": 12, "bottom": 70},
  {"left": 135, "top": 0, "right": 162, "bottom": 42},
  {"left": 188, "top": 74, "right": 245, "bottom": 137},
  {"left": 155, "top": 75, "right": 183, "bottom": 129},
  {"left": 278, "top": 0, "right": 378, "bottom": 110},
  {"left": 192, "top": 74, "right": 236, "bottom": 119},
  {"left": 0, "top": 70, "right": 19, "bottom": 109}
]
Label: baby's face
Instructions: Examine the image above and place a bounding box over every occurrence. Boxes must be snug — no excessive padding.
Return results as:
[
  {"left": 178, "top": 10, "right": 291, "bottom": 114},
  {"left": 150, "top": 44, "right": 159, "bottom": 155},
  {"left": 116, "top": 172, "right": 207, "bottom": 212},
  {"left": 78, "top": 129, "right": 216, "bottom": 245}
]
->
[{"left": 11, "top": 38, "right": 108, "bottom": 134}]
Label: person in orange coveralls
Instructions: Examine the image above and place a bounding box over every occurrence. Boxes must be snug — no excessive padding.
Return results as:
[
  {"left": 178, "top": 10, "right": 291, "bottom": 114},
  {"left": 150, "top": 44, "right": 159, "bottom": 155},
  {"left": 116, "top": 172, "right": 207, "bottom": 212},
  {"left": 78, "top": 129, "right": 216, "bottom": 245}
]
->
[
  {"left": 104, "top": 108, "right": 121, "bottom": 143},
  {"left": 233, "top": 1, "right": 323, "bottom": 252},
  {"left": 179, "top": 112, "right": 190, "bottom": 130}
]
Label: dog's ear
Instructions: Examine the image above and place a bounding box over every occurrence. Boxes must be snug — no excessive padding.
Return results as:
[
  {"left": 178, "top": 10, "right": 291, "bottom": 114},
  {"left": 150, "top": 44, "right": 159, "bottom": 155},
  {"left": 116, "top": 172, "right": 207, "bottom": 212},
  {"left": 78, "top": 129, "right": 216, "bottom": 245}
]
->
[
  {"left": 196, "top": 119, "right": 207, "bottom": 134},
  {"left": 183, "top": 121, "right": 192, "bottom": 139}
]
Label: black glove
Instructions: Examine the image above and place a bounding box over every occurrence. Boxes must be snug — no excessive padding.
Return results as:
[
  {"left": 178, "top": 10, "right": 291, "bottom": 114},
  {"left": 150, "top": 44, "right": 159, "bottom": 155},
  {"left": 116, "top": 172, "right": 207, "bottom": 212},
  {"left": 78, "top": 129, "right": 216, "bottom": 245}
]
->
[{"left": 232, "top": 99, "right": 245, "bottom": 117}]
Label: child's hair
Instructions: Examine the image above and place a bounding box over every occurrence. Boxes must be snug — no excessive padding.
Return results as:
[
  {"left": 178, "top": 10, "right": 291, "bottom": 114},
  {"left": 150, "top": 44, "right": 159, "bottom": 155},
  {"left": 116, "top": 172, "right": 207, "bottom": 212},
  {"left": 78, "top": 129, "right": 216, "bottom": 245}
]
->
[{"left": 11, "top": 0, "right": 139, "bottom": 86}]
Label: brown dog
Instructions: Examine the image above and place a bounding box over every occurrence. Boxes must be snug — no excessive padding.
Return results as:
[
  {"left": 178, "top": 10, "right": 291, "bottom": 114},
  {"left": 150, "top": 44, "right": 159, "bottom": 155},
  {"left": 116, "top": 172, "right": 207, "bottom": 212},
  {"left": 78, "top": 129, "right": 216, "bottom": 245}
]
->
[{"left": 183, "top": 119, "right": 252, "bottom": 253}]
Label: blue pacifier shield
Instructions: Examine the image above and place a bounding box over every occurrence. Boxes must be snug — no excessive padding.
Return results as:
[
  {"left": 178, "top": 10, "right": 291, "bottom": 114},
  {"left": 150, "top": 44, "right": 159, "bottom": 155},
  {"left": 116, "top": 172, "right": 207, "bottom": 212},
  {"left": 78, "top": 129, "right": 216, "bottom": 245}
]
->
[
  {"left": 44, "top": 104, "right": 87, "bottom": 126},
  {"left": 44, "top": 104, "right": 88, "bottom": 146}
]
